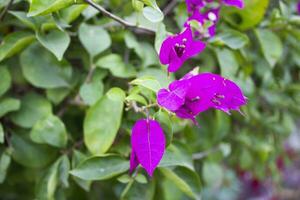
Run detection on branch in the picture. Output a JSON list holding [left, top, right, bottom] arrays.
[[0, 0, 14, 21], [192, 146, 221, 160], [163, 0, 178, 15], [84, 0, 155, 35]]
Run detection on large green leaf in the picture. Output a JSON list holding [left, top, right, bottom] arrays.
[[70, 155, 129, 180], [215, 48, 239, 79], [84, 88, 125, 155], [159, 143, 194, 170], [20, 43, 72, 89], [36, 29, 70, 61], [0, 98, 20, 118], [0, 123, 3, 144], [121, 179, 155, 200], [222, 0, 269, 30], [0, 31, 35, 62], [160, 167, 201, 200], [210, 29, 249, 49], [96, 54, 136, 78], [130, 76, 161, 93], [0, 151, 11, 184], [0, 66, 11, 97], [255, 29, 283, 68], [79, 23, 111, 58], [10, 92, 52, 128], [28, 0, 75, 17], [30, 114, 68, 148], [11, 133, 57, 168]]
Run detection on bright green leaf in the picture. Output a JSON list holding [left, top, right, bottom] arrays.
[[36, 29, 70, 61], [10, 92, 52, 128], [0, 98, 20, 118], [0, 31, 35, 62], [30, 114, 68, 148], [28, 0, 75, 17], [255, 29, 283, 68], [84, 88, 125, 155], [70, 155, 129, 180], [0, 151, 11, 183], [130, 76, 161, 93], [79, 23, 111, 58], [0, 66, 11, 97], [20, 43, 72, 89], [96, 54, 136, 78], [215, 48, 239, 79]]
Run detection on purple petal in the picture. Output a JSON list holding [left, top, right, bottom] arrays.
[[159, 26, 206, 73], [186, 0, 206, 13], [298, 1, 300, 14], [129, 150, 139, 173], [175, 106, 198, 125], [222, 0, 244, 9], [131, 119, 166, 176]]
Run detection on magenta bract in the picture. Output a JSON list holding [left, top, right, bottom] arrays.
[[159, 26, 206, 72], [185, 0, 244, 13], [223, 0, 244, 9], [157, 72, 247, 122], [298, 1, 300, 14], [130, 119, 166, 176]]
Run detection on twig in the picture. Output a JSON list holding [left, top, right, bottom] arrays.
[[0, 0, 14, 21], [163, 0, 178, 15], [84, 0, 155, 35], [192, 146, 221, 160]]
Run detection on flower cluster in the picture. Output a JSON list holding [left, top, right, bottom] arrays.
[[157, 70, 247, 124], [159, 0, 244, 72], [129, 0, 246, 177]]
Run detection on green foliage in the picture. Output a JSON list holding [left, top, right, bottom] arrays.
[[0, 0, 299, 199]]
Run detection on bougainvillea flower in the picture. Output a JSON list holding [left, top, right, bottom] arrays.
[[159, 26, 206, 72], [298, 1, 300, 14], [223, 0, 244, 9], [157, 72, 247, 122], [185, 0, 206, 13], [130, 119, 166, 176], [185, 8, 220, 38], [185, 0, 244, 12]]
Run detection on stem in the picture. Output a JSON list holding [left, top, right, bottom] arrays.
[[192, 146, 221, 160], [84, 0, 155, 35], [163, 0, 178, 15], [0, 0, 14, 21]]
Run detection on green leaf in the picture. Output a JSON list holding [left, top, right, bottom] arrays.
[[59, 4, 88, 23], [255, 29, 283, 68], [159, 143, 194, 170], [70, 155, 129, 180], [9, 11, 50, 30], [160, 167, 201, 200], [36, 29, 70, 61], [10, 92, 52, 128], [11, 132, 56, 168], [202, 162, 223, 187], [0, 66, 11, 97], [79, 72, 104, 106], [20, 43, 72, 89], [222, 0, 269, 30], [142, 6, 164, 23], [155, 23, 167, 53], [130, 76, 161, 93], [28, 0, 75, 17], [30, 114, 68, 148], [210, 29, 249, 49], [0, 151, 11, 183], [35, 157, 61, 200], [79, 23, 111, 58], [215, 48, 239, 79], [84, 88, 125, 155], [126, 94, 147, 106], [72, 150, 92, 191], [155, 110, 173, 146], [58, 155, 70, 188], [121, 179, 155, 200], [0, 123, 4, 144], [0, 98, 20, 118], [0, 31, 35, 62], [96, 54, 136, 78]]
